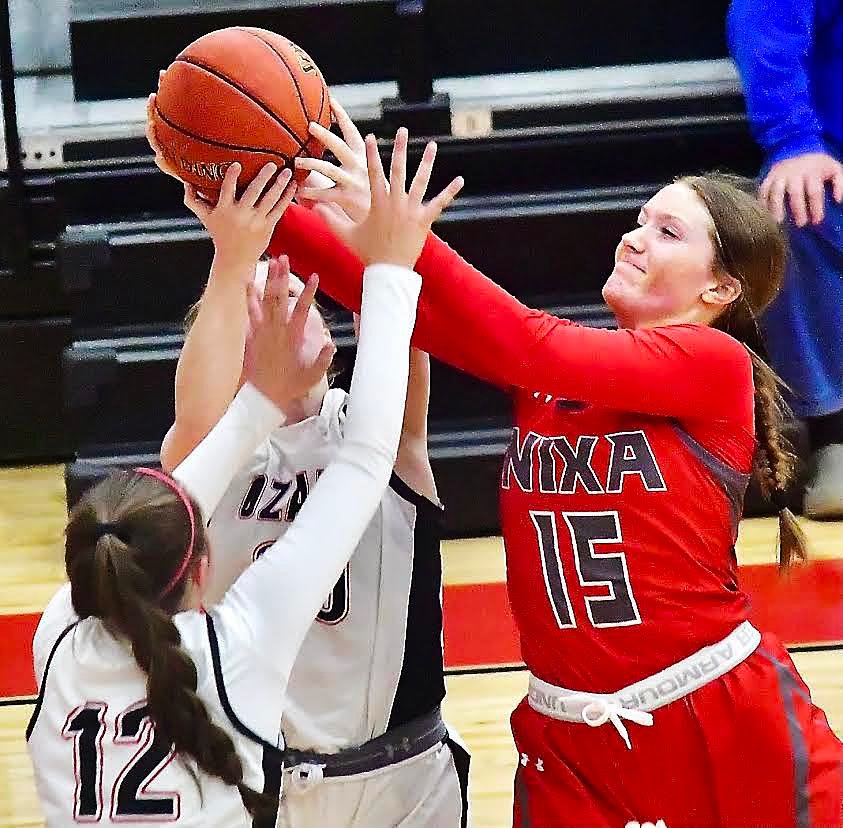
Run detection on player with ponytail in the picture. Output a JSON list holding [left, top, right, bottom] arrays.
[[268, 124, 843, 827], [26, 137, 460, 826]]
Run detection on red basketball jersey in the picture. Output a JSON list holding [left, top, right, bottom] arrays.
[[500, 386, 753, 691], [271, 207, 760, 690]]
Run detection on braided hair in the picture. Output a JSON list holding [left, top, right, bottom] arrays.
[[65, 470, 275, 817], [681, 173, 807, 569]]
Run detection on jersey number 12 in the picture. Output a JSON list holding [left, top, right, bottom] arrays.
[[63, 701, 178, 821]]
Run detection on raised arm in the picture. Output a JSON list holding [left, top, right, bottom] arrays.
[[144, 88, 298, 472], [270, 201, 752, 421], [219, 264, 419, 679], [172, 261, 334, 517], [217, 133, 461, 680], [160, 164, 298, 470]]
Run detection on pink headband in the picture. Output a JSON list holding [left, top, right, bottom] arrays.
[[134, 467, 197, 599]]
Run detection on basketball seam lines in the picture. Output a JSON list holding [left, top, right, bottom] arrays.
[[238, 29, 310, 129], [316, 74, 327, 132], [174, 57, 306, 150], [154, 104, 293, 163]]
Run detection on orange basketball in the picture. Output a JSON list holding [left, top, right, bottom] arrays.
[[152, 27, 331, 194]]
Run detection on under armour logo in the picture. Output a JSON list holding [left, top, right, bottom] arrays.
[[519, 752, 545, 771], [625, 821, 667, 828]]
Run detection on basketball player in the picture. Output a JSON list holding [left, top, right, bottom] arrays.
[[145, 95, 470, 827], [270, 124, 843, 826], [26, 139, 461, 826]]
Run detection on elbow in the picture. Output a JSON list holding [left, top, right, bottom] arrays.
[[160, 421, 208, 473], [339, 437, 399, 489]]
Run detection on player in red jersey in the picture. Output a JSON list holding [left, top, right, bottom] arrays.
[[269, 123, 843, 827]]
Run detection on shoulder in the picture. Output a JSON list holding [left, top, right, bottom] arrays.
[[33, 584, 77, 685], [661, 324, 754, 420], [649, 324, 751, 370]]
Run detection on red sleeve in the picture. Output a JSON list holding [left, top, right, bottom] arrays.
[[270, 205, 754, 423]]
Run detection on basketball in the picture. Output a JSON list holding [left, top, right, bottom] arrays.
[[152, 27, 331, 194]]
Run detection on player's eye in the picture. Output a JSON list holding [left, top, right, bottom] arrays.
[[660, 226, 679, 239]]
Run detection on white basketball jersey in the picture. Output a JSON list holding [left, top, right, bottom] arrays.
[[27, 586, 286, 828], [206, 388, 446, 752]]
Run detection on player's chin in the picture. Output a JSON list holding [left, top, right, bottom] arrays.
[[602, 272, 632, 309]]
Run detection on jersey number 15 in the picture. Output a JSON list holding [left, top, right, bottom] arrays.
[[530, 510, 641, 628]]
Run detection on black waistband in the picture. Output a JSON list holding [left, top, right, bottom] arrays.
[[281, 706, 447, 778]]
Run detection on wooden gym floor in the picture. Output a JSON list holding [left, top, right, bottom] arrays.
[[1, 465, 841, 827]]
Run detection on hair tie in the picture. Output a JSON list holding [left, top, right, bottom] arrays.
[[93, 522, 127, 543], [133, 467, 197, 599], [770, 488, 790, 513]]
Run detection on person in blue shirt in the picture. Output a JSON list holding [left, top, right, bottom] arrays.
[[728, 0, 843, 518]]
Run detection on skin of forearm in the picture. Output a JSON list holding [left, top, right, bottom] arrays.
[[173, 254, 254, 445], [395, 348, 438, 502]]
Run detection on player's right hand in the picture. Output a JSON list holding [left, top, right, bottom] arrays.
[[246, 256, 336, 407], [314, 128, 464, 269], [759, 151, 843, 227], [184, 163, 297, 275]]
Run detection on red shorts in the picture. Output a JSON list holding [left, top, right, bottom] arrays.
[[511, 634, 842, 828]]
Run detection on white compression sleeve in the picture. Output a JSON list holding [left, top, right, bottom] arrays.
[[172, 382, 284, 520], [216, 264, 421, 681]]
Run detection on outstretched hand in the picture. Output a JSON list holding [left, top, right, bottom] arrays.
[[313, 128, 463, 268], [295, 97, 370, 224], [246, 256, 336, 407]]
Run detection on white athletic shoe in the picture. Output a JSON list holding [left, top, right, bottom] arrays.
[[803, 444, 843, 519]]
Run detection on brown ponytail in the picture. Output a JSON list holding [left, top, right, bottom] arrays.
[[747, 352, 808, 570], [680, 173, 808, 570], [66, 471, 274, 818]]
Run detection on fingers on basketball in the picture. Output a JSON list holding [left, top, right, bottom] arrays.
[[218, 163, 241, 206], [257, 168, 293, 217], [241, 163, 278, 209], [330, 97, 365, 154]]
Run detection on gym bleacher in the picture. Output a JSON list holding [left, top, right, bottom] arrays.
[[2, 0, 806, 534]]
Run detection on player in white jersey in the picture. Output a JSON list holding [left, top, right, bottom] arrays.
[[151, 100, 470, 827], [26, 136, 463, 827]]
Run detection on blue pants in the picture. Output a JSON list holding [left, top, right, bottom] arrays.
[[761, 189, 843, 418]]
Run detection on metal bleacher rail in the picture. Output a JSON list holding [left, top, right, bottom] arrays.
[[6, 58, 743, 173]]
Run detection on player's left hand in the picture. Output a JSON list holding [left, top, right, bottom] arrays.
[[246, 256, 335, 406], [294, 97, 369, 226]]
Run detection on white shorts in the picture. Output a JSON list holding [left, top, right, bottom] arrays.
[[277, 736, 470, 828]]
